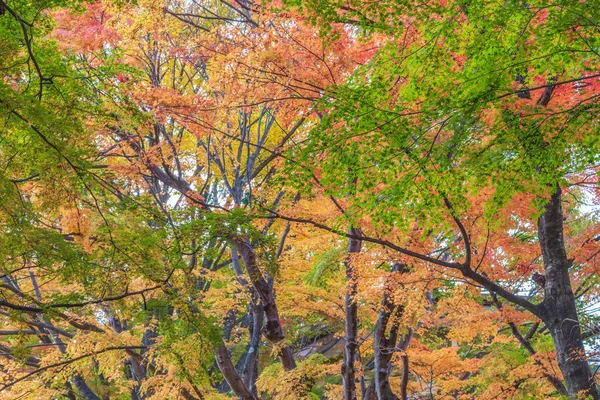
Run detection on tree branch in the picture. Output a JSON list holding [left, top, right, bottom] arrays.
[[264, 210, 540, 315], [0, 346, 147, 392]]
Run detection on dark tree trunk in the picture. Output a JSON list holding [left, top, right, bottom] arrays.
[[399, 353, 409, 400], [507, 81, 597, 398], [235, 239, 296, 371], [215, 343, 257, 400], [71, 374, 101, 400], [342, 228, 362, 400], [236, 298, 263, 395], [364, 264, 410, 400], [538, 185, 598, 399], [372, 268, 403, 400]]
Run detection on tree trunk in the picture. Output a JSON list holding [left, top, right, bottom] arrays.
[[364, 264, 410, 400], [215, 343, 257, 400], [342, 228, 362, 400], [508, 79, 597, 397], [234, 239, 296, 371], [538, 185, 598, 399], [399, 353, 409, 400], [71, 374, 101, 400], [372, 269, 403, 400], [237, 298, 263, 395]]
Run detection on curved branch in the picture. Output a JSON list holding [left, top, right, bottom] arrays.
[[442, 196, 471, 268], [264, 211, 462, 269], [0, 0, 46, 98], [265, 211, 540, 315], [0, 346, 147, 392], [0, 285, 160, 310]]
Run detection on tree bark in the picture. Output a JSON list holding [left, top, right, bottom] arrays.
[[342, 228, 362, 400], [399, 353, 409, 400], [215, 343, 257, 400], [71, 375, 101, 400], [236, 298, 263, 395], [538, 185, 598, 399], [364, 263, 410, 400], [373, 267, 403, 400], [508, 81, 598, 398], [234, 239, 296, 371]]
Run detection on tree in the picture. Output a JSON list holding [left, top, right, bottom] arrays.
[[51, 0, 376, 397], [280, 0, 600, 397], [1, 0, 599, 398]]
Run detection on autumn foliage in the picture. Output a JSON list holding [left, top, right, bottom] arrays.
[[0, 0, 599, 399]]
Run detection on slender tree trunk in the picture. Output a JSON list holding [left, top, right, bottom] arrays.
[[364, 264, 410, 400], [71, 375, 101, 400], [235, 239, 296, 371], [342, 228, 362, 400], [215, 343, 257, 400], [399, 353, 409, 400], [538, 185, 598, 399], [242, 301, 263, 395], [372, 273, 402, 400], [235, 298, 263, 395]]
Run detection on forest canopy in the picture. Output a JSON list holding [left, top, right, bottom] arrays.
[[0, 0, 599, 398]]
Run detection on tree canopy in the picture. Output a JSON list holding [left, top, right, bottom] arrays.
[[0, 0, 599, 398]]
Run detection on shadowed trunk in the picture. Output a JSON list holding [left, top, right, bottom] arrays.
[[538, 185, 597, 399], [342, 228, 362, 400], [399, 352, 409, 400], [215, 343, 257, 400], [235, 239, 296, 371], [364, 263, 411, 400], [236, 298, 264, 395], [507, 80, 598, 398], [71, 375, 101, 400]]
